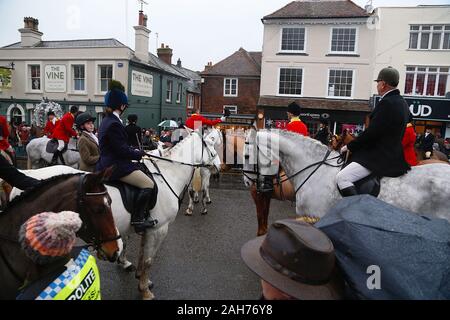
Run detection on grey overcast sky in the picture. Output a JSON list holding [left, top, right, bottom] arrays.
[[1, 0, 449, 71]]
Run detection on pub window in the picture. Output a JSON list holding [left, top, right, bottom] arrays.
[[166, 80, 173, 102], [72, 65, 86, 92], [28, 65, 41, 91], [98, 65, 112, 93]]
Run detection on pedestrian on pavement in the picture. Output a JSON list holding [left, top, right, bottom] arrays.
[[336, 67, 410, 197], [51, 106, 79, 165], [16, 211, 102, 300], [76, 113, 99, 172], [314, 120, 331, 145], [125, 114, 142, 149], [241, 219, 344, 300], [419, 127, 435, 159]]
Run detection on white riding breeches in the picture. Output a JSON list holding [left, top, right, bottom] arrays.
[[57, 140, 65, 152], [336, 162, 372, 190]]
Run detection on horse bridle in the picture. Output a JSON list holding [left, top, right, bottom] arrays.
[[0, 174, 121, 284], [76, 174, 121, 251], [243, 131, 344, 195], [144, 130, 220, 207]]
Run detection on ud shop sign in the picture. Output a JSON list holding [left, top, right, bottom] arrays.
[[45, 65, 66, 93], [131, 70, 153, 98]]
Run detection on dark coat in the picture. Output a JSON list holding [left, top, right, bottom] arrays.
[[314, 127, 330, 145], [348, 89, 410, 177], [419, 133, 435, 153], [96, 113, 143, 181], [125, 123, 142, 148]]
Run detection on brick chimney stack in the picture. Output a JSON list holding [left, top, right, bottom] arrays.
[[157, 43, 173, 65], [134, 10, 151, 62], [19, 17, 43, 47], [204, 62, 213, 71]]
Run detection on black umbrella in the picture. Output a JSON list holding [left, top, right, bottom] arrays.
[[315, 195, 450, 300]]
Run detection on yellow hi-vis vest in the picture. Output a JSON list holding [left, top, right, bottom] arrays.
[[36, 248, 101, 300]]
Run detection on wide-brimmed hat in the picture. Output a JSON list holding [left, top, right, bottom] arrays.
[[241, 219, 344, 300]]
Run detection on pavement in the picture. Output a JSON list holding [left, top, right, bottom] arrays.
[[98, 173, 296, 300]]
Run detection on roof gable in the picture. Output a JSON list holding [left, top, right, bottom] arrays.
[[201, 48, 262, 77]]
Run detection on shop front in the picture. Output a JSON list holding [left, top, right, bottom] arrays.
[[257, 96, 371, 137], [373, 96, 450, 138]]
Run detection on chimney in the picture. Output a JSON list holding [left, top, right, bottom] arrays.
[[134, 10, 151, 62], [19, 17, 43, 47], [204, 61, 213, 72], [157, 43, 173, 65], [176, 58, 182, 68]]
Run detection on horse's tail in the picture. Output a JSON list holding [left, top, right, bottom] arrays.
[[193, 168, 202, 192]]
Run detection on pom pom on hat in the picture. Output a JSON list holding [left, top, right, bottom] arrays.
[[19, 211, 82, 265]]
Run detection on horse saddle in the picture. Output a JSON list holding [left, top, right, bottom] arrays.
[[46, 139, 59, 154], [105, 169, 158, 218], [354, 174, 381, 198]]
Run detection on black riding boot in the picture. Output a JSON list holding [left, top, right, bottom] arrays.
[[131, 188, 158, 234], [50, 151, 60, 165], [339, 186, 358, 197]]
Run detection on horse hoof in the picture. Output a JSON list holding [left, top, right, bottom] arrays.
[[185, 210, 193, 216], [125, 264, 136, 273], [148, 281, 154, 290], [194, 200, 199, 204], [206, 200, 212, 205], [201, 211, 208, 215]]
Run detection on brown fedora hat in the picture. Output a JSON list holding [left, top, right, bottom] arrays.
[[241, 219, 344, 300]]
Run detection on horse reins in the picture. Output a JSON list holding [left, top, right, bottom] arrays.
[[76, 174, 122, 250]]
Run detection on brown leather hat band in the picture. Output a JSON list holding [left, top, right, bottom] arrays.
[[259, 247, 330, 286]]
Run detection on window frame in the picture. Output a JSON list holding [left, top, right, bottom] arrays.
[[326, 68, 355, 99], [187, 93, 194, 109], [223, 105, 238, 114], [277, 67, 304, 98], [409, 25, 450, 50], [95, 61, 115, 95], [166, 80, 173, 103], [69, 62, 87, 95], [404, 66, 450, 97], [223, 78, 238, 97], [329, 27, 358, 55], [25, 62, 43, 93], [279, 26, 307, 53], [176, 83, 183, 104]]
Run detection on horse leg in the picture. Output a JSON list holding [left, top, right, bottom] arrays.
[[201, 189, 208, 215], [193, 191, 199, 204], [117, 236, 136, 272], [137, 224, 169, 300], [251, 184, 272, 236], [186, 188, 195, 216]]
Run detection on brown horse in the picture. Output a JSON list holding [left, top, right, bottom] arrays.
[[0, 169, 121, 299]]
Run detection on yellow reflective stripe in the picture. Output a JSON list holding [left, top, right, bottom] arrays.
[[53, 255, 101, 300]]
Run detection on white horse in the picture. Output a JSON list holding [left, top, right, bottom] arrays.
[[26, 136, 80, 169], [244, 129, 450, 222], [186, 128, 223, 216], [12, 130, 216, 300]]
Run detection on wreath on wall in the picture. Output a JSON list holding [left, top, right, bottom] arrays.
[[32, 99, 64, 128]]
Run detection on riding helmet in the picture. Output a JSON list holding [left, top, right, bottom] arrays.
[[75, 112, 96, 129]]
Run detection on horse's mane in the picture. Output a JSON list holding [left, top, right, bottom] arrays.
[[2, 173, 84, 215], [162, 132, 196, 158], [259, 129, 334, 157]]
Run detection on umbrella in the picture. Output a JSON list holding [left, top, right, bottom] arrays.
[[158, 120, 178, 128], [315, 195, 450, 300]]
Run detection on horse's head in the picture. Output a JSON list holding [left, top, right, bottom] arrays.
[[75, 168, 121, 262], [203, 128, 222, 172]]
